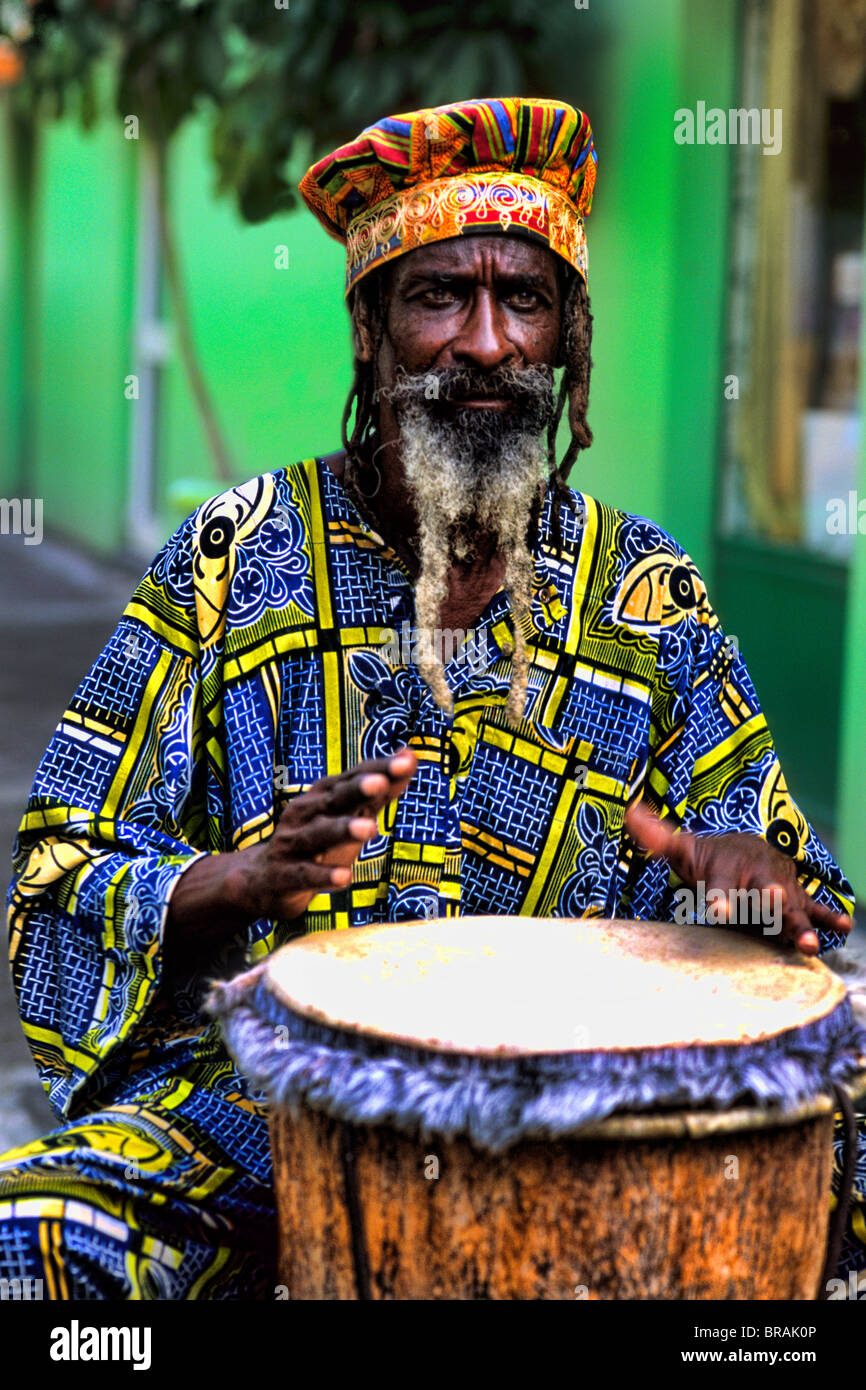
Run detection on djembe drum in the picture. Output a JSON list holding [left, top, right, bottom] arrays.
[[208, 917, 865, 1301]]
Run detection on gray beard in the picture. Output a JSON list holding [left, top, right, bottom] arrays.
[[389, 375, 555, 725]]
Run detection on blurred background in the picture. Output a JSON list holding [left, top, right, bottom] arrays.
[[0, 0, 865, 1146]]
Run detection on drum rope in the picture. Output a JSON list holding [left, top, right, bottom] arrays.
[[338, 1122, 373, 1301], [818, 1082, 859, 1301]]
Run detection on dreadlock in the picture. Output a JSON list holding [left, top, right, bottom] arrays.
[[547, 264, 594, 553], [341, 254, 594, 557]]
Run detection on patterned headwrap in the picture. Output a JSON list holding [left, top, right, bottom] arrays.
[[299, 97, 598, 297]]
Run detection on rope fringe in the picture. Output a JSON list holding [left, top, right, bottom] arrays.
[[207, 972, 866, 1155]]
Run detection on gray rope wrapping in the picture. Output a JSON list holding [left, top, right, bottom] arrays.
[[206, 965, 866, 1155]]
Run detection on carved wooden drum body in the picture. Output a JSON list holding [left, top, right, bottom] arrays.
[[210, 917, 865, 1300]]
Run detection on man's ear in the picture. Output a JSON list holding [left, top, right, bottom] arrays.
[[350, 290, 375, 363]]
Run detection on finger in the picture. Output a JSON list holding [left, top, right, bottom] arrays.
[[760, 881, 787, 934], [278, 791, 334, 827], [762, 879, 848, 951], [304, 758, 393, 797], [386, 746, 417, 779], [333, 750, 417, 815], [361, 747, 417, 802], [275, 861, 353, 893], [329, 773, 391, 815], [288, 749, 418, 819], [742, 873, 788, 932], [287, 815, 378, 859], [310, 749, 418, 798], [625, 804, 698, 884], [624, 803, 676, 856], [802, 896, 854, 936], [706, 887, 730, 923], [282, 773, 389, 824], [781, 903, 821, 956]]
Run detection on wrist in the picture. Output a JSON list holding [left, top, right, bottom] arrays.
[[220, 848, 260, 923], [167, 850, 256, 937]]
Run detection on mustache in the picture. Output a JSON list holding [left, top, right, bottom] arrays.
[[378, 364, 556, 414]]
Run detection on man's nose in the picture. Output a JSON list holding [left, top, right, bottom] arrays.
[[451, 291, 519, 370]]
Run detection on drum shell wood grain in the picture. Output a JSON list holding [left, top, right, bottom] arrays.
[[271, 1100, 835, 1300]]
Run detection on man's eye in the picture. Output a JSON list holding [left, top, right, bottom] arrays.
[[420, 287, 457, 305], [507, 291, 541, 309]]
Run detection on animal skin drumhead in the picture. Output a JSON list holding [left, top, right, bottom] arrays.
[[262, 916, 846, 1057]]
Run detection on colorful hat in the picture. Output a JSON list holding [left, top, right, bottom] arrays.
[[299, 97, 598, 297]]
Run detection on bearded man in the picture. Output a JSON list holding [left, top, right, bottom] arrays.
[[1, 98, 863, 1299]]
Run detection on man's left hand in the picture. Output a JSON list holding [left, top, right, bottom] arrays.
[[624, 802, 853, 957]]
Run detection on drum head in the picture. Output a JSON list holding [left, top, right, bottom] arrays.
[[263, 917, 847, 1056]]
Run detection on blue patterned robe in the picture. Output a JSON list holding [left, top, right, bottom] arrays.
[[2, 457, 862, 1297]]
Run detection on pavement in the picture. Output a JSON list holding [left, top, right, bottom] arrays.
[[0, 533, 863, 1155], [0, 533, 139, 1151]]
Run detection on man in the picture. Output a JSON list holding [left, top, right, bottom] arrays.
[[1, 98, 862, 1299]]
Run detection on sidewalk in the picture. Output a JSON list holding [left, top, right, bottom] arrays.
[[0, 532, 139, 1150], [0, 532, 864, 1154]]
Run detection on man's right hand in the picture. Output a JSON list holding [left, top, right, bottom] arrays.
[[226, 747, 417, 922], [163, 747, 417, 968]]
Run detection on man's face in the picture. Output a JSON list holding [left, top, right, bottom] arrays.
[[382, 234, 562, 390], [360, 236, 567, 717], [373, 234, 564, 478]]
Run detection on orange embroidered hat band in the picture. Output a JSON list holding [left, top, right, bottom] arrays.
[[299, 97, 598, 297]]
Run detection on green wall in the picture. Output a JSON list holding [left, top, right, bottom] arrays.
[[0, 107, 36, 498], [1, 81, 137, 554], [716, 540, 849, 836], [565, 0, 737, 588], [2, 4, 736, 578], [157, 118, 349, 536], [837, 170, 866, 899], [31, 110, 136, 552]]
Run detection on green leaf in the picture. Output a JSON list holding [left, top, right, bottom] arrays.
[[10, 0, 551, 228]]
